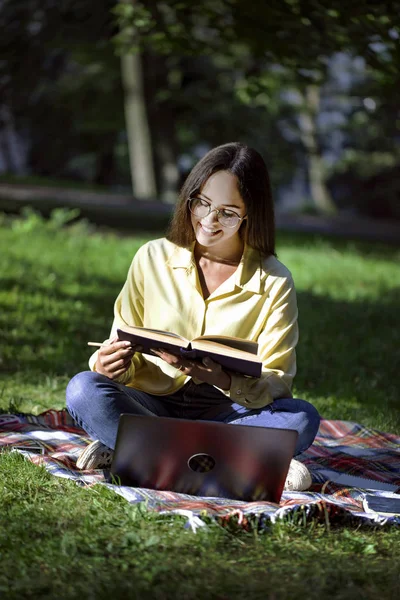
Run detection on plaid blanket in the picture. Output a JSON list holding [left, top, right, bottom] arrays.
[[1, 409, 399, 530]]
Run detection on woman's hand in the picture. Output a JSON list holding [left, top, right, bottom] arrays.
[[95, 337, 142, 380], [151, 348, 232, 391]]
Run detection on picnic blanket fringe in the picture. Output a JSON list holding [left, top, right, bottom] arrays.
[[1, 409, 399, 530]]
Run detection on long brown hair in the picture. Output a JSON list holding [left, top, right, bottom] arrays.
[[167, 142, 276, 256]]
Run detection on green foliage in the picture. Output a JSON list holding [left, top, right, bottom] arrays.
[[0, 0, 125, 183], [331, 150, 400, 178], [111, 0, 400, 216], [325, 66, 400, 218], [114, 0, 400, 80], [9, 207, 83, 234], [113, 0, 230, 57]]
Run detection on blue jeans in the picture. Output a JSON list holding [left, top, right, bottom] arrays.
[[66, 371, 320, 457]]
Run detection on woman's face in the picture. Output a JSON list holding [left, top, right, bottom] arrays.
[[190, 171, 247, 257]]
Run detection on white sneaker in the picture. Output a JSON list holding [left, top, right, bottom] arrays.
[[284, 459, 312, 491], [76, 440, 113, 470]]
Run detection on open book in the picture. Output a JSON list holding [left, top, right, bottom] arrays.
[[116, 325, 262, 378]]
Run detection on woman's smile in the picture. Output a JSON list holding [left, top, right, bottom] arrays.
[[199, 222, 222, 235]]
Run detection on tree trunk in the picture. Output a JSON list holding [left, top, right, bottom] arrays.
[[142, 53, 180, 204], [120, 18, 157, 200], [298, 85, 336, 215], [0, 105, 23, 173], [155, 136, 180, 204]]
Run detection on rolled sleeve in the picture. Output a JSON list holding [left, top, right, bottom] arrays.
[[216, 277, 298, 408], [88, 247, 146, 386]]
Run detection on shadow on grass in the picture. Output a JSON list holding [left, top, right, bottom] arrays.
[[0, 258, 121, 377], [294, 287, 400, 426]]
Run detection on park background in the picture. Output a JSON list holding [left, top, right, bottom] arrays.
[[0, 0, 399, 234], [0, 2, 400, 599]]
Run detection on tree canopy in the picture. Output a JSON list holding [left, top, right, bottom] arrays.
[[114, 0, 400, 81]]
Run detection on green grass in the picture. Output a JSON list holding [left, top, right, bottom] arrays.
[[0, 211, 399, 599]]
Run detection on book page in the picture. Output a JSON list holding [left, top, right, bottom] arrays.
[[193, 335, 258, 355], [118, 325, 189, 347], [191, 339, 260, 361]]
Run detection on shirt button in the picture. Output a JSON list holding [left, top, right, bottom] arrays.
[[236, 389, 242, 395]]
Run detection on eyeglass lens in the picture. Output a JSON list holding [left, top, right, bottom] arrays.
[[189, 197, 241, 227]]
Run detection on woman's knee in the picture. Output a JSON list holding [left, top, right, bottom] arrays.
[[273, 397, 319, 422], [298, 398, 320, 434], [272, 397, 320, 451], [66, 371, 102, 413], [294, 398, 321, 453]]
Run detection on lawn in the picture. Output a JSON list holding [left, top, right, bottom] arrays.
[[0, 210, 399, 599]]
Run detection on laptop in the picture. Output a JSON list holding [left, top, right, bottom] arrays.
[[110, 414, 298, 503]]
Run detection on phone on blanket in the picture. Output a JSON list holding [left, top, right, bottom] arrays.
[[363, 494, 400, 516], [12, 442, 45, 455]]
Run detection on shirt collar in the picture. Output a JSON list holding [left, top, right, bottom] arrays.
[[167, 243, 195, 269], [167, 242, 263, 294], [234, 245, 263, 294]]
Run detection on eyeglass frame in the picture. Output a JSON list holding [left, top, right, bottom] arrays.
[[187, 196, 247, 229]]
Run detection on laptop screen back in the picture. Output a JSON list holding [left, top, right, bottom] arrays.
[[110, 414, 298, 503]]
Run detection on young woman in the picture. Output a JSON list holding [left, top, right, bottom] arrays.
[[66, 142, 320, 490]]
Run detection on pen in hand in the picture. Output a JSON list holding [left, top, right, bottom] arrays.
[[87, 341, 140, 350]]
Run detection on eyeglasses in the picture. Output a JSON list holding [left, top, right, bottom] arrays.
[[188, 197, 246, 229]]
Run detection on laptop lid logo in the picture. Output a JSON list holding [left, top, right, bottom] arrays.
[[188, 453, 216, 473]]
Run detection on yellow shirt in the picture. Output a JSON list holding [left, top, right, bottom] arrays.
[[89, 238, 298, 409]]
